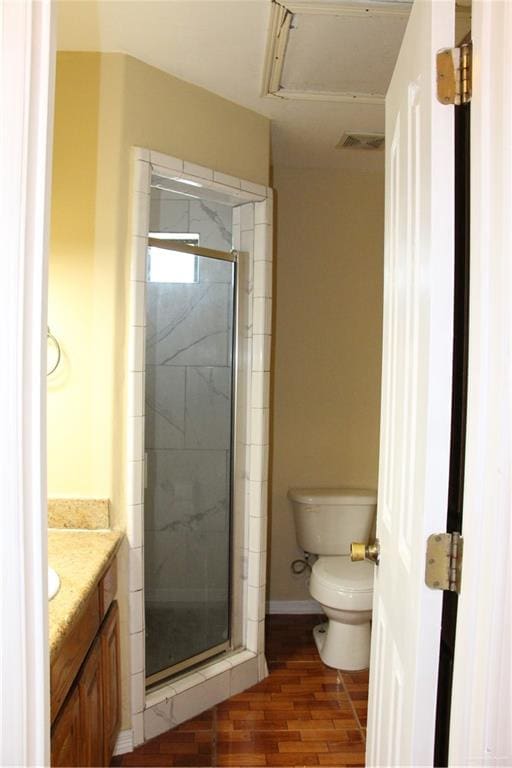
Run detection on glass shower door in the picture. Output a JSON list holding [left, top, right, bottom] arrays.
[[144, 240, 236, 685]]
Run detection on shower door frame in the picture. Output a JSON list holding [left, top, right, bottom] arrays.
[[144, 237, 238, 687], [125, 147, 273, 748]]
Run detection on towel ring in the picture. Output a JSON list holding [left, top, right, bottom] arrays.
[[47, 327, 61, 376]]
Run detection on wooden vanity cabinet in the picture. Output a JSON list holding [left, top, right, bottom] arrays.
[[51, 557, 120, 767], [51, 687, 81, 767], [79, 637, 104, 767], [101, 601, 121, 765], [51, 589, 100, 722], [99, 559, 117, 618]]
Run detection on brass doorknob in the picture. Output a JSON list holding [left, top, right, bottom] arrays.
[[350, 539, 380, 565]]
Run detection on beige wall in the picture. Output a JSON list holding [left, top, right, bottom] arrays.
[[48, 52, 270, 727], [48, 55, 101, 495], [269, 166, 384, 602]]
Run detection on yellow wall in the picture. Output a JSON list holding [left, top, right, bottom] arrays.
[[48, 51, 270, 500], [48, 51, 270, 726], [269, 166, 384, 602], [48, 55, 101, 494]]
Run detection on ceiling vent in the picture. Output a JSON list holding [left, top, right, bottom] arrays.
[[336, 132, 385, 150]]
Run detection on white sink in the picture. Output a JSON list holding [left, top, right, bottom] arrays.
[[48, 567, 60, 601]]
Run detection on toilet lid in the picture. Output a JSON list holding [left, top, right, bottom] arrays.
[[313, 557, 374, 593]]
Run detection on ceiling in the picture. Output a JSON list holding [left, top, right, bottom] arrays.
[[56, 0, 413, 172]]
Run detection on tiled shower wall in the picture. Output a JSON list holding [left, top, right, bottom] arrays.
[[145, 192, 234, 608], [150, 188, 232, 251]]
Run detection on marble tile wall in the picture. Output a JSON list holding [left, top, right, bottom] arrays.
[[150, 189, 233, 254], [144, 192, 234, 612]]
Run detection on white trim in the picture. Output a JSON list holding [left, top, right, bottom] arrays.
[[284, 2, 412, 17], [114, 729, 134, 756], [151, 161, 266, 203], [262, 2, 291, 95], [266, 600, 322, 614], [0, 1, 55, 765], [267, 89, 385, 105], [449, 3, 512, 765]]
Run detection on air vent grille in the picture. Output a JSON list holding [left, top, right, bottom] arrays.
[[336, 132, 385, 150]]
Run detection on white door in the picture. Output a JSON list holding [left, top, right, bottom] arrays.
[[0, 2, 55, 766], [367, 1, 455, 765]]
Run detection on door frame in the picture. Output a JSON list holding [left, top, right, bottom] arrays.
[[449, 1, 512, 763], [0, 1, 55, 766], [2, 0, 511, 763]]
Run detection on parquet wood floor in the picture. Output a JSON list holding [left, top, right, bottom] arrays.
[[112, 615, 368, 767]]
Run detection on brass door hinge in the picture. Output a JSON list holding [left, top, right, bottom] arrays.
[[436, 42, 472, 105], [425, 532, 463, 593]]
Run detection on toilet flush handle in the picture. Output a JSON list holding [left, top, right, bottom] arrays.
[[351, 539, 380, 565]]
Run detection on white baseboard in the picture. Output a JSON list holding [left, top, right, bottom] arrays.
[[266, 599, 322, 614], [114, 729, 134, 756]]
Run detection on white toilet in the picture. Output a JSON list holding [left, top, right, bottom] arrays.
[[288, 487, 377, 671]]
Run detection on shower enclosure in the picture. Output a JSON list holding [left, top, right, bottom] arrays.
[[127, 148, 273, 736], [144, 186, 237, 685]]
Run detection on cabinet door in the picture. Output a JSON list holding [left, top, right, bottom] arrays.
[[101, 600, 121, 765], [79, 636, 104, 766], [51, 686, 81, 767], [51, 588, 100, 722]]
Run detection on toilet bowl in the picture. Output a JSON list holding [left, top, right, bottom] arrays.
[[288, 487, 377, 671], [310, 556, 373, 670]]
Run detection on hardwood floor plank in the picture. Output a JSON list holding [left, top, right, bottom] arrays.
[[250, 701, 296, 711], [265, 752, 320, 766], [159, 742, 200, 754], [300, 730, 362, 743], [216, 753, 266, 766], [286, 720, 335, 730], [314, 691, 351, 701], [217, 708, 266, 720], [120, 754, 175, 766], [216, 742, 280, 755], [278, 742, 329, 754], [317, 707, 356, 717], [232, 720, 296, 732], [176, 756, 214, 767], [156, 731, 196, 743], [318, 751, 365, 766]]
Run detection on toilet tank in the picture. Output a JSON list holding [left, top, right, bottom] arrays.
[[288, 487, 377, 555]]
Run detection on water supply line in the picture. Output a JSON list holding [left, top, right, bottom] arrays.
[[291, 552, 313, 575]]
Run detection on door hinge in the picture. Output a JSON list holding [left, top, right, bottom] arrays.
[[425, 532, 463, 594], [436, 42, 472, 105]]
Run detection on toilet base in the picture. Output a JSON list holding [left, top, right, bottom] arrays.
[[313, 620, 370, 671]]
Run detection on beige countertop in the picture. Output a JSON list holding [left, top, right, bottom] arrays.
[[48, 529, 123, 661]]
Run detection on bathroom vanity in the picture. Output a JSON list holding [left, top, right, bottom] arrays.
[[48, 529, 122, 766]]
